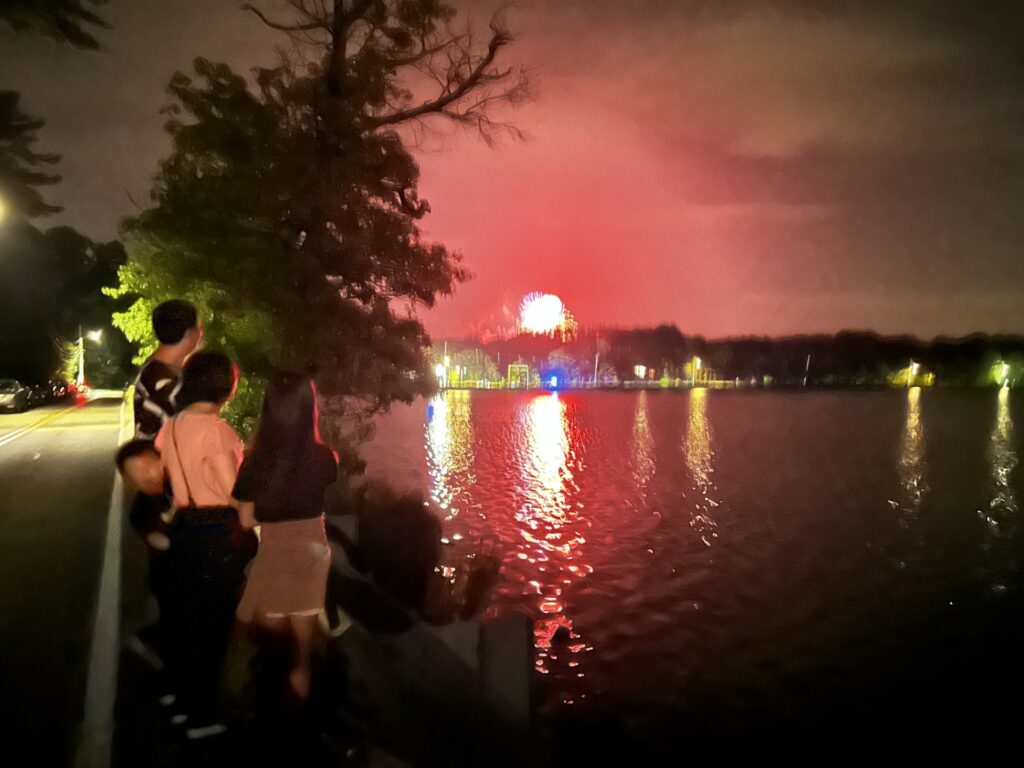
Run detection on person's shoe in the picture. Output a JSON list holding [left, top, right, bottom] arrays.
[[185, 723, 227, 740]]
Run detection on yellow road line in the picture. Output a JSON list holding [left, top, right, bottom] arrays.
[[0, 406, 77, 450]]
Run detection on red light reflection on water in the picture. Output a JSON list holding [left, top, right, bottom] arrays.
[[426, 391, 595, 703], [512, 393, 592, 692]]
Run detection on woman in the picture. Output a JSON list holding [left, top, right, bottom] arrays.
[[155, 351, 256, 739], [232, 371, 337, 704]]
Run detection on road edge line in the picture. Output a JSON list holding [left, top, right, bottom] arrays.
[[74, 394, 131, 768], [0, 405, 76, 449]]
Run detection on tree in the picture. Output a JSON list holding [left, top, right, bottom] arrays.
[[0, 91, 62, 219], [0, 1, 131, 385], [0, 0, 109, 49], [109, 1, 531, 447], [0, 221, 131, 383], [1, 0, 108, 218]]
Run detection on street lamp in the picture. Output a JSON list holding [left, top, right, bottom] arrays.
[[77, 326, 103, 387], [908, 360, 920, 389], [692, 356, 702, 387], [0, 194, 7, 225], [1001, 362, 1011, 388]]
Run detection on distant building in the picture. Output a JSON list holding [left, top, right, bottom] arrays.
[[507, 363, 530, 388]]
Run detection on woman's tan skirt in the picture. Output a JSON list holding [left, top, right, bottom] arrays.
[[236, 516, 330, 622]]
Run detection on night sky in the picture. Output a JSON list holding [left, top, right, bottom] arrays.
[[4, 1, 1024, 338]]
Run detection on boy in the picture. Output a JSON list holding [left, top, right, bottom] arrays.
[[116, 440, 174, 693], [134, 300, 202, 439]]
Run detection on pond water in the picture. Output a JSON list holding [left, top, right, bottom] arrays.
[[361, 388, 1024, 756]]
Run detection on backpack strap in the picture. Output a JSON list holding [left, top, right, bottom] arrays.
[[168, 416, 197, 508]]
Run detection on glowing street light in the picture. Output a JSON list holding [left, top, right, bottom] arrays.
[[908, 360, 920, 389], [77, 326, 103, 387], [692, 356, 702, 387], [0, 194, 7, 225]]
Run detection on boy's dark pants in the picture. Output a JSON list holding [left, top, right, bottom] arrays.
[[161, 514, 254, 724]]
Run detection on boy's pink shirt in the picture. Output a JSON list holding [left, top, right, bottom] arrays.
[[155, 411, 243, 508]]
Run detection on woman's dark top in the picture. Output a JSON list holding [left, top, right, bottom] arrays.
[[233, 443, 337, 523]]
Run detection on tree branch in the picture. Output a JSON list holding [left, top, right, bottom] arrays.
[[365, 22, 513, 128], [241, 3, 328, 32]]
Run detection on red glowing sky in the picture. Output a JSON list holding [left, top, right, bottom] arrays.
[[6, 0, 1024, 338]]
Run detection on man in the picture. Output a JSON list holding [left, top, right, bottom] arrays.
[[120, 300, 201, 709], [133, 300, 202, 439]]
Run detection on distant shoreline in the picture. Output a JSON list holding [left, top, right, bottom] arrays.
[[431, 383, 1014, 394]]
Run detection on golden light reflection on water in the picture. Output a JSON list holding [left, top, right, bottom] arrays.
[[425, 390, 474, 518], [632, 391, 656, 494], [685, 388, 719, 547], [984, 387, 1017, 527], [896, 387, 928, 522], [515, 393, 591, 697]]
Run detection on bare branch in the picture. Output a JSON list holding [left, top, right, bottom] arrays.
[[241, 3, 328, 33], [381, 32, 456, 68], [366, 19, 514, 129]]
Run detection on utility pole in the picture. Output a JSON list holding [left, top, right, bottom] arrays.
[[593, 353, 599, 387], [77, 324, 85, 387], [803, 354, 811, 387]]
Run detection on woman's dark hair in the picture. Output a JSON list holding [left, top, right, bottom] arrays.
[[252, 371, 319, 458], [115, 439, 159, 470], [152, 300, 198, 344], [178, 351, 237, 406], [247, 371, 322, 498]]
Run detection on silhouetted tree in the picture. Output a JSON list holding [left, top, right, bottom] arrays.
[[0, 91, 62, 219], [0, 222, 130, 383], [0, 0, 109, 49], [110, 1, 531, 443], [0, 2, 130, 384]]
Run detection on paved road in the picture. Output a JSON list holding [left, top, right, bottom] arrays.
[[0, 399, 124, 766]]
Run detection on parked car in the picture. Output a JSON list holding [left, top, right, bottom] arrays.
[[46, 379, 71, 403], [27, 384, 49, 408], [0, 379, 31, 412]]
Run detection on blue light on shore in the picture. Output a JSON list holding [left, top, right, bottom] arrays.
[[549, 375, 558, 389]]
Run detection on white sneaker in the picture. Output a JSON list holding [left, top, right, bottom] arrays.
[[185, 723, 227, 740]]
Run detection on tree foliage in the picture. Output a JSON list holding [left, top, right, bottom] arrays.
[[0, 0, 109, 49], [0, 91, 62, 219], [110, 1, 530, 446], [462, 326, 1024, 387], [0, 221, 131, 384]]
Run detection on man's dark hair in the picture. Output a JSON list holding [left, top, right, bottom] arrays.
[[152, 300, 198, 345], [178, 351, 237, 407], [115, 439, 159, 471]]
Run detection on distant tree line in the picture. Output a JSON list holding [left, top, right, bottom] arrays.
[[0, 1, 134, 386], [443, 325, 1024, 388], [0, 221, 132, 384]]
